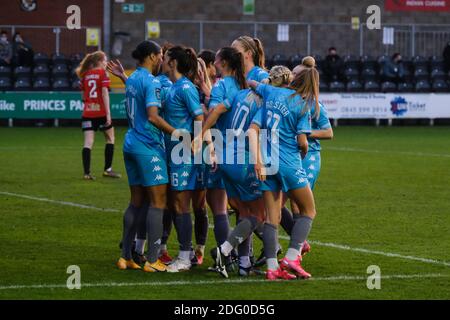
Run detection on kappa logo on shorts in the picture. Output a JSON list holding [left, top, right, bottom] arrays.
[[181, 171, 189, 178], [295, 169, 303, 176], [310, 155, 316, 161], [298, 177, 306, 184], [308, 173, 314, 179], [154, 174, 164, 181], [250, 181, 259, 187], [309, 164, 315, 170], [152, 165, 162, 172], [154, 239, 161, 245], [151, 156, 160, 163], [181, 181, 188, 187]]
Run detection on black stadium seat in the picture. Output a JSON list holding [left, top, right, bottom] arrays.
[[415, 80, 431, 92], [288, 54, 303, 69], [33, 52, 49, 66], [329, 81, 345, 92], [33, 64, 50, 78], [0, 66, 11, 78], [412, 55, 428, 70], [430, 56, 445, 69], [71, 79, 81, 91], [344, 54, 360, 69], [431, 68, 447, 81], [344, 67, 359, 82], [361, 55, 377, 70], [52, 64, 69, 78], [364, 80, 380, 92], [52, 78, 70, 91], [414, 68, 429, 81], [346, 80, 363, 92], [14, 78, 32, 91], [14, 66, 32, 79], [52, 53, 67, 65], [397, 82, 414, 92], [381, 81, 397, 93], [0, 77, 12, 90], [432, 79, 449, 92], [33, 77, 50, 91], [361, 68, 377, 82]]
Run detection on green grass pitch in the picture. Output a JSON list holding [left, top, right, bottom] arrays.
[[0, 126, 449, 299]]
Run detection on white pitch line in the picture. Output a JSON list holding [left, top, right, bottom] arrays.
[[277, 235, 450, 267], [326, 146, 450, 158], [0, 273, 448, 291], [0, 191, 120, 213], [1, 191, 449, 268]]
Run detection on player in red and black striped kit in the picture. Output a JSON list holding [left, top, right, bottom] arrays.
[[76, 51, 121, 180]]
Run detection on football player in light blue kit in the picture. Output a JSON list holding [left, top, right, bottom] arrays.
[[280, 57, 334, 257], [231, 35, 269, 264], [163, 46, 205, 272], [231, 36, 269, 82], [193, 47, 265, 277], [115, 40, 181, 273], [204, 47, 244, 261], [249, 66, 321, 281]]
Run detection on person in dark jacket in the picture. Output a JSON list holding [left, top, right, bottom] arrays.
[[382, 53, 405, 84], [323, 47, 345, 83], [12, 32, 34, 67], [443, 42, 450, 73]]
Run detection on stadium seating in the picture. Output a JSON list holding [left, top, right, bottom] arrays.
[[272, 54, 288, 68], [329, 81, 345, 92], [14, 78, 32, 91], [52, 78, 70, 91], [415, 80, 431, 92], [33, 52, 49, 66], [52, 53, 67, 65], [397, 82, 414, 92], [0, 52, 447, 93], [0, 77, 12, 90], [0, 66, 11, 78], [364, 81, 380, 92], [33, 77, 50, 91], [381, 81, 397, 93], [346, 80, 363, 92], [288, 54, 302, 69], [33, 65, 50, 78], [432, 79, 449, 92]]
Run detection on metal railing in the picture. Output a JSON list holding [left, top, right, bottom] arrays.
[[0, 25, 102, 56], [148, 20, 450, 58]]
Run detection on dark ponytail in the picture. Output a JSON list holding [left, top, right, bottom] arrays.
[[217, 47, 247, 89], [132, 40, 161, 64], [167, 46, 198, 82]]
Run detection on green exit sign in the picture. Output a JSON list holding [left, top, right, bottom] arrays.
[[122, 3, 145, 13]]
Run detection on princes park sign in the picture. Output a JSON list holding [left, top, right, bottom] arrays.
[[0, 92, 127, 119]]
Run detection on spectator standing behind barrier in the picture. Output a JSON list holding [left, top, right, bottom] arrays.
[[443, 42, 450, 73], [12, 33, 34, 67], [382, 53, 405, 84], [323, 47, 344, 83], [0, 30, 12, 66]]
